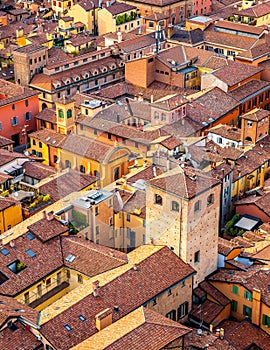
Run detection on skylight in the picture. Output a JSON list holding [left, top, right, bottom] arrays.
[[26, 233, 35, 241], [78, 314, 86, 322], [25, 249, 36, 258], [65, 254, 76, 263], [64, 324, 72, 332], [0, 248, 9, 256]]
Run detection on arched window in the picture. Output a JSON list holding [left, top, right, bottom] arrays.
[[67, 109, 72, 118], [245, 136, 252, 142], [58, 109, 64, 118], [171, 201, 179, 212], [155, 194, 163, 205]]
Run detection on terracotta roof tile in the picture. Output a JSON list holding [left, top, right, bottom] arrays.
[[35, 107, 56, 124], [0, 197, 21, 211], [0, 321, 42, 349], [39, 170, 97, 202], [127, 164, 163, 184], [0, 149, 26, 166], [40, 246, 195, 350], [191, 299, 224, 324], [23, 161, 56, 181], [225, 320, 270, 350], [218, 237, 242, 256], [229, 79, 270, 102], [62, 236, 127, 276], [0, 135, 14, 147], [28, 217, 69, 242], [252, 244, 270, 261], [212, 61, 262, 88], [103, 308, 191, 350], [209, 124, 241, 142], [29, 129, 67, 148], [105, 2, 136, 15], [148, 166, 220, 199], [0, 295, 38, 327], [200, 280, 230, 305], [208, 266, 270, 307]]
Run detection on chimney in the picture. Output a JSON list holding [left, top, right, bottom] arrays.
[[95, 308, 112, 331], [260, 165, 265, 188], [153, 165, 157, 177], [46, 211, 54, 221], [138, 93, 143, 102], [117, 31, 122, 43], [92, 280, 100, 297], [252, 288, 261, 326], [167, 24, 174, 39], [220, 328, 224, 339]]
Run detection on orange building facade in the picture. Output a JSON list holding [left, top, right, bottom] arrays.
[[0, 87, 39, 146]]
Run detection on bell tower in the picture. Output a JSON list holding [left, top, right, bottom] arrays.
[[55, 96, 75, 135]]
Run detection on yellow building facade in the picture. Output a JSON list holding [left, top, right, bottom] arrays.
[[0, 199, 23, 234]]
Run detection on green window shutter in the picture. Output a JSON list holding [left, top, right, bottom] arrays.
[[244, 290, 247, 299], [233, 285, 238, 294], [262, 314, 267, 325], [232, 300, 238, 312]]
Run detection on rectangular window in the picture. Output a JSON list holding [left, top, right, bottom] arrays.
[[24, 111, 32, 121], [243, 305, 252, 319], [194, 250, 200, 263], [262, 314, 270, 327], [24, 292, 30, 304], [37, 284, 42, 297], [11, 116, 18, 126], [231, 300, 238, 312], [194, 200, 201, 212], [0, 122, 2, 130], [46, 278, 51, 287], [56, 272, 61, 285], [166, 309, 176, 320], [178, 301, 188, 319], [78, 274, 83, 284], [95, 226, 99, 235], [244, 290, 252, 301], [126, 213, 130, 222], [232, 285, 238, 295], [207, 194, 214, 206], [95, 206, 99, 216]]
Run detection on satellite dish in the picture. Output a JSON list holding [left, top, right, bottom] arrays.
[[197, 329, 203, 335]]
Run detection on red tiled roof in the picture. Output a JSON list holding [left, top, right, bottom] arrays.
[[39, 170, 97, 202], [0, 135, 14, 147], [191, 299, 224, 324], [41, 246, 195, 350], [28, 217, 69, 242], [225, 320, 270, 350], [148, 166, 220, 199], [208, 266, 270, 307], [105, 2, 136, 15], [23, 161, 56, 181], [0, 321, 42, 350], [62, 236, 127, 275], [105, 307, 191, 350], [0, 295, 38, 328], [212, 61, 262, 88]]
